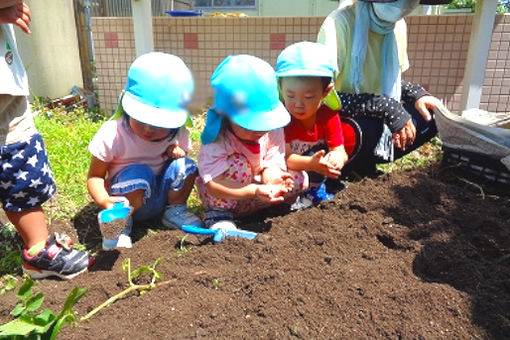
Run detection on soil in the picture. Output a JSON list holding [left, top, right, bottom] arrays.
[[1, 162, 510, 339]]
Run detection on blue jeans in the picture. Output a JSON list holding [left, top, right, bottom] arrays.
[[109, 157, 197, 221]]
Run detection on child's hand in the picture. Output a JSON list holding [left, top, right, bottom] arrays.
[[0, 2, 31, 34], [263, 167, 294, 190], [255, 184, 287, 203], [310, 150, 341, 179], [166, 144, 186, 159], [393, 119, 416, 151], [101, 196, 129, 210], [325, 149, 348, 171]]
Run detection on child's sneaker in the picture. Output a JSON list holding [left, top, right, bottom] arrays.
[[304, 182, 334, 204], [290, 195, 314, 211], [102, 218, 133, 251], [22, 233, 91, 280], [210, 220, 238, 231], [162, 204, 203, 229]]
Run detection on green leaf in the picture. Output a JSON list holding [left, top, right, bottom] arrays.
[[130, 266, 150, 280], [16, 279, 34, 300], [61, 287, 88, 314], [0, 315, 44, 336], [121, 258, 130, 273], [33, 309, 56, 326], [26, 293, 44, 312], [10, 303, 25, 317]]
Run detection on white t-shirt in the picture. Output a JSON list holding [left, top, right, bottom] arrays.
[[88, 116, 192, 180], [0, 24, 29, 96]]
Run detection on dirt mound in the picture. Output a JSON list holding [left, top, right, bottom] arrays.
[[1, 163, 510, 339]]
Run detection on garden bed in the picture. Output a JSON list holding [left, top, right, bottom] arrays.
[[1, 162, 510, 339]]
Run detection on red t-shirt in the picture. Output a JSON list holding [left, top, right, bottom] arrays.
[[284, 105, 344, 155]]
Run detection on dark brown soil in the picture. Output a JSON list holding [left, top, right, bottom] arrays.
[[1, 162, 510, 339]]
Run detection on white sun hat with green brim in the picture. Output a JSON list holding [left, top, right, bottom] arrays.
[[119, 52, 194, 129], [276, 41, 341, 110], [201, 55, 291, 144]]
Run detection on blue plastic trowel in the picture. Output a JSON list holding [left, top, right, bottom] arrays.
[[97, 202, 133, 239], [181, 225, 257, 243]]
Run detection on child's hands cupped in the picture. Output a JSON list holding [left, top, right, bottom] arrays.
[[165, 144, 186, 159], [311, 150, 341, 179], [393, 119, 416, 151], [324, 149, 348, 171], [255, 184, 286, 204]]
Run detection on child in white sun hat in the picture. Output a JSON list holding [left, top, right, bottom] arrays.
[[87, 52, 203, 250], [196, 55, 309, 230]]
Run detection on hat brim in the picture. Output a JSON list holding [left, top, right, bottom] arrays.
[[231, 101, 290, 132], [276, 69, 334, 79], [122, 93, 188, 129]]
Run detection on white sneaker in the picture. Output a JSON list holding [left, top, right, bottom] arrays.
[[210, 220, 237, 231], [102, 221, 133, 251]]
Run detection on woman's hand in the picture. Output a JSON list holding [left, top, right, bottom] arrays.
[[392, 119, 416, 150], [415, 95, 441, 122]]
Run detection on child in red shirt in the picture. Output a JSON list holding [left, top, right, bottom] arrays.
[[277, 41, 348, 207]]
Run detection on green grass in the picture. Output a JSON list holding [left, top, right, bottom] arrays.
[[34, 106, 106, 218]]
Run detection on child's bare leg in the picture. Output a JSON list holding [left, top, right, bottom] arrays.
[[6, 207, 48, 248], [122, 189, 145, 212], [167, 172, 197, 205]]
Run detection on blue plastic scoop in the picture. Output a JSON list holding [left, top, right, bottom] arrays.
[[181, 225, 257, 243], [98, 202, 133, 239]]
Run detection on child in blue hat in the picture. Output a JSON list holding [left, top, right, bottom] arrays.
[[276, 41, 349, 208], [197, 55, 308, 230], [87, 52, 203, 250]]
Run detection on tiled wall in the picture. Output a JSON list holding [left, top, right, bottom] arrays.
[[92, 14, 510, 113]]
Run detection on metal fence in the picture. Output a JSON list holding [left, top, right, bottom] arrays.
[[89, 0, 193, 17]]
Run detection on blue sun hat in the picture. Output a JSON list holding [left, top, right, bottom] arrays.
[[276, 41, 341, 110], [201, 55, 290, 144], [119, 52, 194, 129], [276, 41, 336, 79]]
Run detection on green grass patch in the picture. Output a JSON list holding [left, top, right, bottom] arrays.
[[34, 106, 106, 217]]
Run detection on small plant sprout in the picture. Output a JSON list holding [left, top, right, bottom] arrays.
[[81, 257, 174, 321], [0, 274, 17, 295], [212, 279, 220, 290], [0, 278, 87, 339]]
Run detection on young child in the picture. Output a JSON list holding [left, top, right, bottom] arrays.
[[276, 41, 349, 207], [87, 52, 202, 250], [197, 55, 308, 230], [0, 1, 90, 279]]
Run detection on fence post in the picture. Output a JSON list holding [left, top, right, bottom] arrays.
[[74, 0, 94, 92]]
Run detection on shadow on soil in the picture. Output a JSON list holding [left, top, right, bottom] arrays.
[[379, 167, 510, 339]]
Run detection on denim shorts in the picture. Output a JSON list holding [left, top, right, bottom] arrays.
[[0, 133, 56, 212], [109, 157, 197, 221]]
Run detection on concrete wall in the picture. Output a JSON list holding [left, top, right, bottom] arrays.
[[91, 14, 510, 113], [15, 0, 83, 99]]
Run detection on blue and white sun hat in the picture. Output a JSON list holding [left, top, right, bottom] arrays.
[[276, 41, 341, 110], [201, 55, 291, 144], [120, 52, 194, 129], [276, 41, 336, 79]]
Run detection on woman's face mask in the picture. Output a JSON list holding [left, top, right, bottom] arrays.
[[372, 0, 420, 24]]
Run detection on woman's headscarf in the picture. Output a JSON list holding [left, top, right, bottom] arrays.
[[350, 0, 419, 100]]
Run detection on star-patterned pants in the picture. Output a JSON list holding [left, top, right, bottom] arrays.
[[0, 133, 56, 212]]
